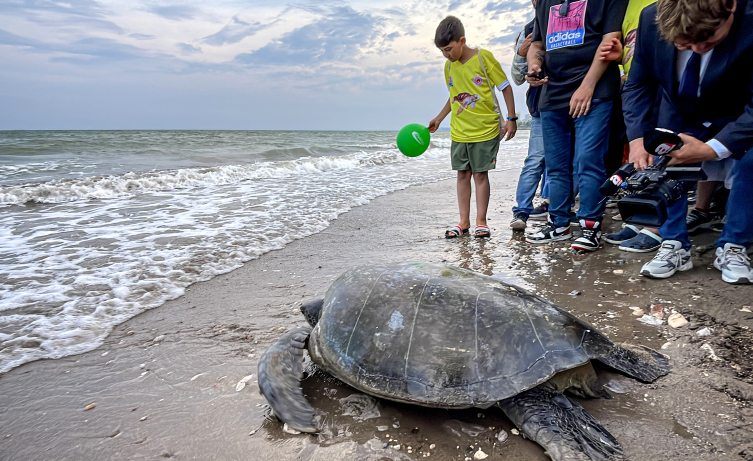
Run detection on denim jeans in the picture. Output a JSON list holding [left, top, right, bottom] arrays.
[[661, 148, 753, 249], [513, 116, 549, 216], [540, 100, 612, 228], [718, 150, 753, 247]]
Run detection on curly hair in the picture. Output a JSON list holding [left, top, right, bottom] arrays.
[[656, 0, 735, 43], [435, 16, 465, 48]]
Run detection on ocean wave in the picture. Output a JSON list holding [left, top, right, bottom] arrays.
[[0, 147, 440, 206]]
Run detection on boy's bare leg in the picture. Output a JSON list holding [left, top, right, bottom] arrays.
[[457, 170, 472, 229], [473, 171, 490, 226], [695, 180, 721, 210]]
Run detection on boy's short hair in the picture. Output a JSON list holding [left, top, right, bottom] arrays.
[[656, 0, 734, 44], [435, 16, 464, 47]]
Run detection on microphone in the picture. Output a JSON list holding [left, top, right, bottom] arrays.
[[599, 163, 636, 196], [643, 128, 683, 156]]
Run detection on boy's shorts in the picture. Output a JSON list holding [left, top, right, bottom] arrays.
[[451, 136, 499, 172]]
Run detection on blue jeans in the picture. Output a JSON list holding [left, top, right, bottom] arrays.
[[662, 148, 753, 248], [513, 116, 549, 216], [540, 100, 612, 228], [719, 150, 753, 247]]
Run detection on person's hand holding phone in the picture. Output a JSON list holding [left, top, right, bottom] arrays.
[[524, 66, 548, 87]]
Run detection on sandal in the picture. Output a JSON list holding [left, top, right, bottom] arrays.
[[474, 225, 491, 239], [604, 224, 640, 244], [618, 229, 662, 253], [445, 225, 469, 239]]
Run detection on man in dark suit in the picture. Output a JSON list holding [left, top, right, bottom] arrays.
[[622, 0, 753, 284]]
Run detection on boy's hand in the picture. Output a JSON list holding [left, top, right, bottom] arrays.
[[598, 38, 623, 61], [501, 120, 517, 141], [525, 65, 548, 87], [569, 84, 594, 118], [428, 118, 441, 133], [517, 33, 533, 57]]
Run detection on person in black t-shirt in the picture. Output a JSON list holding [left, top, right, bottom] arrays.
[[524, 0, 628, 252]]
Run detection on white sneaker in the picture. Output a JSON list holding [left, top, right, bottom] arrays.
[[714, 243, 753, 284], [640, 240, 693, 279]]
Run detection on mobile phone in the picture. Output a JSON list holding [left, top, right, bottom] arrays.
[[524, 72, 541, 80]]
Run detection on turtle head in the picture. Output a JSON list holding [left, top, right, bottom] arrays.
[[300, 299, 324, 327]]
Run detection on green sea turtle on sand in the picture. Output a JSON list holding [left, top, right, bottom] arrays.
[[258, 262, 669, 461]]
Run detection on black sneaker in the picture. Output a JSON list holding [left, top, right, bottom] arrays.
[[572, 219, 602, 252], [510, 213, 528, 231], [686, 209, 713, 234], [529, 202, 549, 220], [526, 221, 571, 244]]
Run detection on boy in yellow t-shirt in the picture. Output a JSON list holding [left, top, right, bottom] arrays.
[[428, 16, 517, 239]]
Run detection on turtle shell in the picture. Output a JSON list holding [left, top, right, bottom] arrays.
[[307, 262, 613, 408]]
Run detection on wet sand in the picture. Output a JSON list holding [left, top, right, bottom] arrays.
[[1, 168, 752, 461]]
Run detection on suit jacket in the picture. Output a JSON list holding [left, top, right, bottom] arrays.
[[622, 0, 753, 159]]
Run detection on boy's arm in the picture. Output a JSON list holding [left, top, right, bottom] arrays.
[[500, 85, 517, 141], [428, 99, 451, 133], [570, 31, 621, 119]]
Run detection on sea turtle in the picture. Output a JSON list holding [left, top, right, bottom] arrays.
[[258, 262, 669, 460]]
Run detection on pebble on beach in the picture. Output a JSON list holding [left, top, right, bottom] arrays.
[[236, 374, 255, 392], [511, 428, 520, 436], [473, 449, 488, 460], [668, 313, 688, 328], [496, 430, 509, 443], [697, 327, 713, 337], [84, 403, 96, 411]]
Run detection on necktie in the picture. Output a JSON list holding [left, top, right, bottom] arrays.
[[678, 52, 701, 106]]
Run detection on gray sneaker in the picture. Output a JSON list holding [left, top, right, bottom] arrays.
[[510, 213, 528, 231], [714, 243, 753, 284], [640, 240, 692, 279]]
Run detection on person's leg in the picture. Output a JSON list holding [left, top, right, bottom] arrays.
[[657, 194, 692, 249], [540, 109, 573, 228], [717, 153, 753, 248], [456, 170, 472, 230], [473, 171, 490, 227], [572, 100, 610, 220], [526, 109, 574, 243], [512, 116, 546, 217], [714, 152, 753, 284], [570, 100, 611, 251]]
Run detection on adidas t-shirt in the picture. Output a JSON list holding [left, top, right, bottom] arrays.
[[532, 0, 628, 111], [444, 49, 510, 143]]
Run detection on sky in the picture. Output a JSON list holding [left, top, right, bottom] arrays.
[[0, 0, 534, 130]]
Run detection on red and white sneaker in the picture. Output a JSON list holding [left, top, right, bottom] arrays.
[[571, 219, 602, 252]]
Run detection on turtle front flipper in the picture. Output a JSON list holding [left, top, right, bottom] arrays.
[[257, 326, 317, 433], [497, 385, 624, 461], [596, 343, 670, 383]]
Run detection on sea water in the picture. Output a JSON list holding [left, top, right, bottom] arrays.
[[0, 130, 529, 372]]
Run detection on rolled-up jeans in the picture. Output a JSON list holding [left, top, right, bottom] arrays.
[[540, 100, 612, 228], [513, 116, 549, 216]]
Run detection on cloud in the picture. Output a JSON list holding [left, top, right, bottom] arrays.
[[234, 5, 379, 66], [147, 5, 200, 21], [202, 15, 276, 46], [0, 0, 124, 33], [130, 33, 155, 40], [177, 42, 201, 54]]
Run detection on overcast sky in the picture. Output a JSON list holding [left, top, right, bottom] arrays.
[[0, 0, 533, 130]]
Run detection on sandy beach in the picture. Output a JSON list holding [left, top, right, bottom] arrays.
[[1, 167, 752, 461]]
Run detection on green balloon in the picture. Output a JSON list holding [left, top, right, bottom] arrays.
[[396, 123, 431, 157]]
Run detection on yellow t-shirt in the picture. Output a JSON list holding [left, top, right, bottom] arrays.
[[621, 0, 657, 76], [444, 48, 509, 143]]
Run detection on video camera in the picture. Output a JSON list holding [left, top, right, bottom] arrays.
[[599, 128, 707, 227]]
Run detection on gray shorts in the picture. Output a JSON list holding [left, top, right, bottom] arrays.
[[450, 136, 500, 172], [702, 157, 736, 189]]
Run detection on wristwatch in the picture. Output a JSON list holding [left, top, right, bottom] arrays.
[[507, 117, 518, 121]]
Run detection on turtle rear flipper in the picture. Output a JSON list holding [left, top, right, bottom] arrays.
[[498, 386, 624, 461], [597, 343, 670, 383], [257, 327, 317, 433]]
